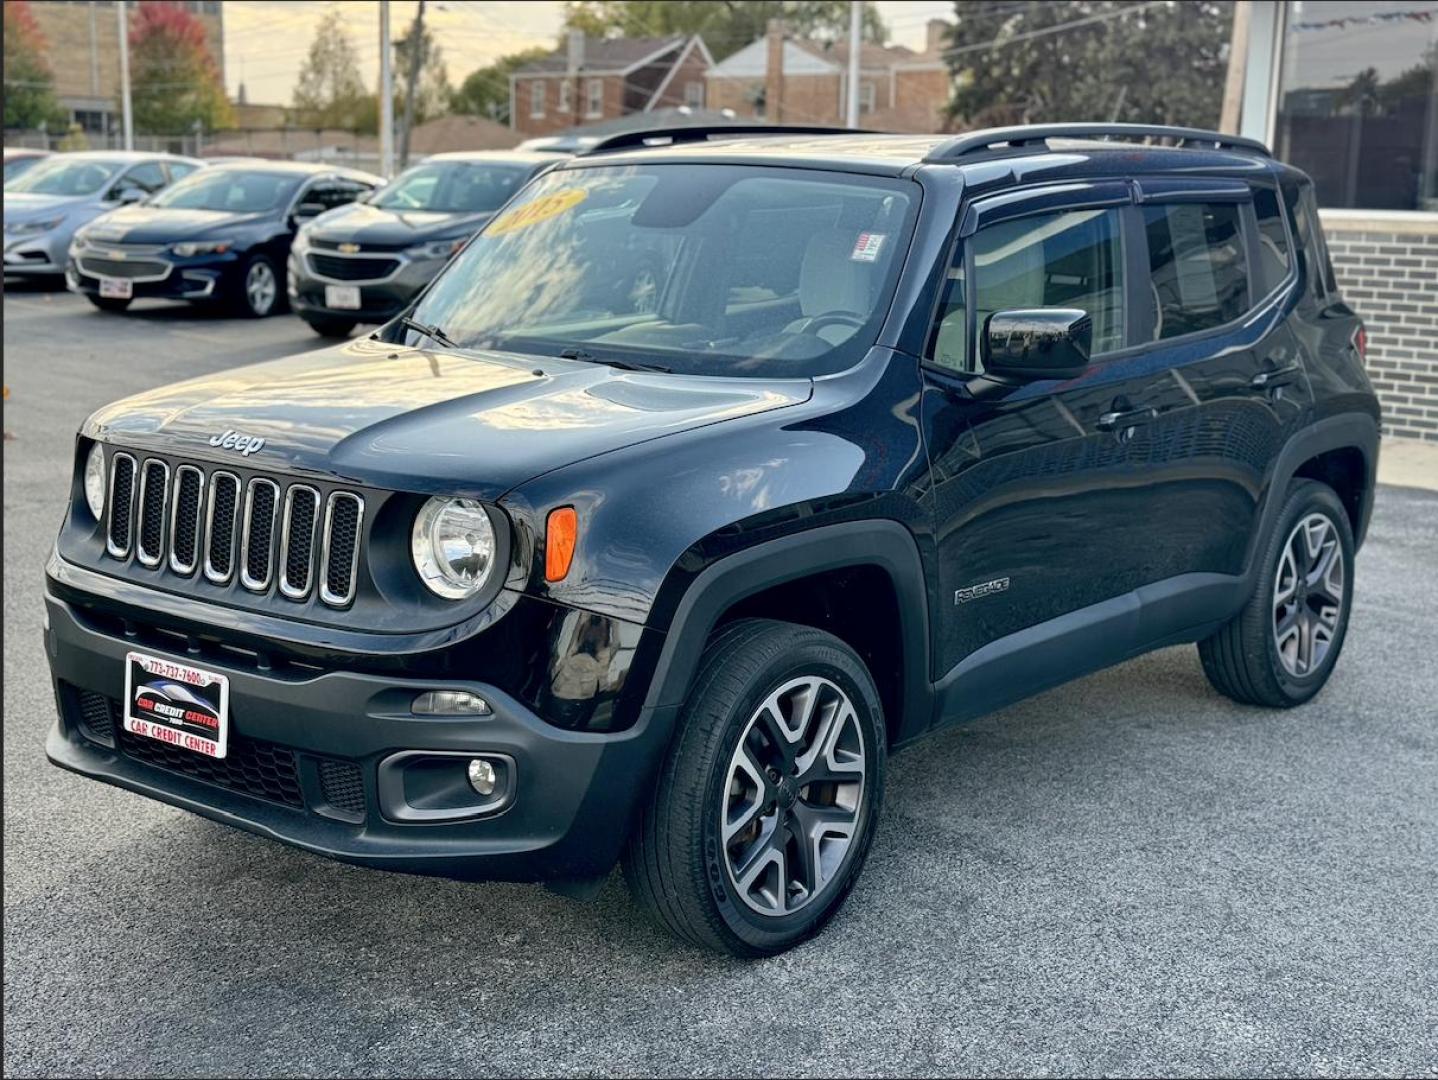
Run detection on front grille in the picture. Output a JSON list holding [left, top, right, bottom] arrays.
[[318, 759, 366, 818], [107, 453, 137, 557], [307, 252, 400, 281], [169, 465, 204, 574], [136, 459, 169, 566], [101, 454, 363, 609], [77, 254, 171, 281]]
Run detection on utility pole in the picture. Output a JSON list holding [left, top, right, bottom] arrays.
[[117, 0, 134, 150], [845, 0, 862, 129], [380, 0, 394, 177], [1219, 0, 1252, 135], [398, 0, 426, 170]]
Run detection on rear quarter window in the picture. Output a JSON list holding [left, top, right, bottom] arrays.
[[1252, 187, 1293, 296], [1143, 202, 1249, 340]]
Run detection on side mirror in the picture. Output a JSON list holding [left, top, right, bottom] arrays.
[[116, 186, 146, 205], [291, 201, 327, 224], [982, 308, 1092, 381]]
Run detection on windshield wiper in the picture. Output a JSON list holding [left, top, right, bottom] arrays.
[[396, 314, 457, 349], [559, 347, 671, 374]]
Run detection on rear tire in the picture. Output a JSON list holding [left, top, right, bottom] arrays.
[[1199, 479, 1355, 708], [623, 618, 885, 957], [86, 294, 131, 313], [303, 315, 357, 339]]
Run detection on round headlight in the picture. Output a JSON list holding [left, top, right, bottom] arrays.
[[411, 497, 496, 599], [84, 442, 106, 520]]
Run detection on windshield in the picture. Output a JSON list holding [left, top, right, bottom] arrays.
[[8, 158, 123, 196], [402, 163, 916, 377], [371, 160, 533, 213], [150, 169, 303, 213]]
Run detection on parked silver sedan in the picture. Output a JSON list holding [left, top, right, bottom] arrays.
[[3, 151, 202, 278]]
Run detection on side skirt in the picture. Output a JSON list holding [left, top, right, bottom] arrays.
[[930, 572, 1248, 730]]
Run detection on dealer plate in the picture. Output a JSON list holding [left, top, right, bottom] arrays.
[[99, 277, 133, 299], [123, 651, 230, 759]]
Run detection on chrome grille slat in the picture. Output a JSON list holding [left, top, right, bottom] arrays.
[[320, 492, 364, 607], [203, 471, 240, 583], [278, 485, 320, 599], [240, 478, 280, 592], [106, 453, 137, 558], [100, 453, 361, 609], [135, 459, 170, 567], [168, 465, 205, 574]]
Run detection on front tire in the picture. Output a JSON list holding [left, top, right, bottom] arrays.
[[302, 315, 357, 339], [624, 619, 885, 957], [1199, 479, 1355, 708], [85, 294, 131, 313], [235, 255, 282, 318]]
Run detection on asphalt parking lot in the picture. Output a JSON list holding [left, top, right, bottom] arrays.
[[4, 284, 1436, 1078]]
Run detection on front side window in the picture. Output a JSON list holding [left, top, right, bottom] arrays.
[[1252, 186, 1293, 297], [929, 207, 1126, 373], [116, 161, 167, 195], [1143, 202, 1249, 340], [149, 169, 304, 213], [404, 163, 917, 378], [7, 157, 123, 196], [370, 161, 531, 213]]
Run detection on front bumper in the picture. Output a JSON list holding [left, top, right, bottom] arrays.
[[44, 589, 674, 883], [288, 250, 444, 323], [4, 231, 66, 274], [67, 252, 237, 302]]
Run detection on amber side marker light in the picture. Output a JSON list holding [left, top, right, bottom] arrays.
[[546, 507, 578, 582]]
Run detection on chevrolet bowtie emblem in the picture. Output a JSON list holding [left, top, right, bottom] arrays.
[[338, 242, 360, 254]]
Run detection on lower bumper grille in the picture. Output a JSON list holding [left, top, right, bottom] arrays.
[[78, 254, 171, 281]]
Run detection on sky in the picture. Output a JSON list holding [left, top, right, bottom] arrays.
[[222, 0, 956, 105]]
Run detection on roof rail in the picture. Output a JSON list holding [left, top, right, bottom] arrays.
[[582, 124, 873, 155], [924, 123, 1271, 163]]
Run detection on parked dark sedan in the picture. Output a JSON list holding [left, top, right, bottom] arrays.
[[287, 151, 558, 337], [67, 161, 382, 317]]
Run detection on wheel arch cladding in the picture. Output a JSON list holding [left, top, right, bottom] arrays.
[[1253, 412, 1379, 562], [639, 520, 933, 749]]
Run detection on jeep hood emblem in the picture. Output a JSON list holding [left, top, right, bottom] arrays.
[[209, 429, 265, 456]]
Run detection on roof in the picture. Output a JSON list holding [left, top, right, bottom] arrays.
[[421, 150, 562, 166], [563, 127, 1276, 178], [406, 113, 519, 155], [43, 150, 199, 163], [203, 159, 381, 181], [513, 35, 688, 75], [707, 37, 934, 79]]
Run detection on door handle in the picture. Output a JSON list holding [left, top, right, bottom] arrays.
[[1250, 362, 1302, 389], [1097, 406, 1158, 431]]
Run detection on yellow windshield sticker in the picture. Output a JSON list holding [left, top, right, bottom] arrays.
[[486, 189, 588, 237]]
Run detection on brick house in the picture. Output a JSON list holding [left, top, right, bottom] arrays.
[[509, 33, 714, 139], [705, 19, 952, 134]]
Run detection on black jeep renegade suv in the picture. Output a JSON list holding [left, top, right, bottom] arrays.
[[45, 124, 1379, 957]]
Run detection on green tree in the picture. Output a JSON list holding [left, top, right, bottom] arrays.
[[562, 1, 888, 60], [3, 0, 66, 129], [292, 9, 373, 130], [943, 0, 1233, 130], [129, 0, 232, 135], [394, 19, 452, 126], [452, 47, 551, 123]]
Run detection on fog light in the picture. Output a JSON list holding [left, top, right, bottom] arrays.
[[411, 690, 491, 716], [467, 758, 497, 795]]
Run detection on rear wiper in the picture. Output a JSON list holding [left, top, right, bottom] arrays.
[[396, 314, 457, 349], [559, 347, 670, 374]]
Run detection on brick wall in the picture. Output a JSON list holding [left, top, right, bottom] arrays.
[[1322, 212, 1438, 444]]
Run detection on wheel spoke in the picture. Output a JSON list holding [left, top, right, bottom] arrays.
[[723, 745, 770, 842], [1272, 513, 1347, 680]]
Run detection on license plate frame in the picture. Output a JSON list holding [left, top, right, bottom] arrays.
[[99, 276, 133, 299], [123, 651, 230, 759], [324, 284, 361, 310]]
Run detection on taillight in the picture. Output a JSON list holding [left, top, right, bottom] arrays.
[[1354, 326, 1368, 366]]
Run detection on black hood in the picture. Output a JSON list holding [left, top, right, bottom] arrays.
[[82, 338, 811, 500], [305, 201, 493, 248], [84, 205, 269, 244]]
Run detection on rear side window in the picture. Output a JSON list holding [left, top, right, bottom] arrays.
[[1252, 187, 1292, 296], [928, 207, 1126, 372], [1143, 202, 1249, 339]]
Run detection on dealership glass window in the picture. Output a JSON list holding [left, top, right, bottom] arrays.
[[1274, 0, 1438, 210], [1143, 203, 1249, 340]]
